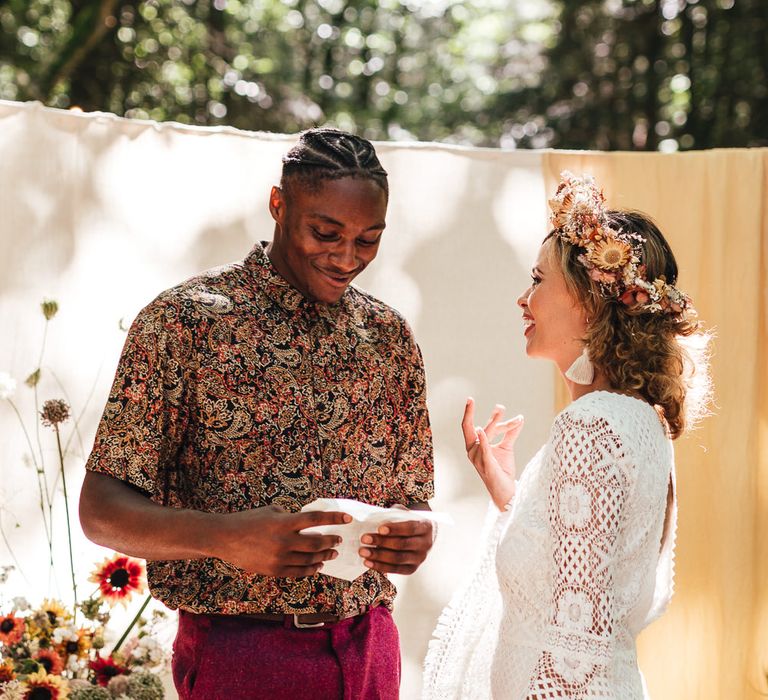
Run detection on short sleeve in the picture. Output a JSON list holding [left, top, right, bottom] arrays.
[[85, 298, 192, 501], [525, 410, 635, 697], [393, 324, 434, 504]]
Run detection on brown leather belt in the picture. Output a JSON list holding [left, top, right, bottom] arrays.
[[212, 601, 381, 629]]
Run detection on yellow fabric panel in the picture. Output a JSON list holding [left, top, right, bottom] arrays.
[[543, 150, 768, 700]]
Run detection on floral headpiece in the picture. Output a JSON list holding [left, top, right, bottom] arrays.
[[549, 171, 695, 320]]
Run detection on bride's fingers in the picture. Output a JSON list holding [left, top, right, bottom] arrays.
[[497, 415, 524, 449], [461, 397, 478, 450], [483, 404, 505, 429], [483, 415, 523, 445], [483, 404, 506, 440], [476, 427, 497, 466], [467, 442, 487, 477], [494, 417, 521, 430]]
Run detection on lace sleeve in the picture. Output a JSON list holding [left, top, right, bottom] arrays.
[[525, 411, 635, 698], [422, 502, 509, 700]]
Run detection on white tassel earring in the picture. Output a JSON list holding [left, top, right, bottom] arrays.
[[565, 347, 594, 385]]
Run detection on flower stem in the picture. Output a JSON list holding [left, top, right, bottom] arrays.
[[33, 321, 55, 549], [51, 367, 92, 462], [7, 399, 53, 566], [6, 399, 41, 473], [33, 321, 49, 483], [112, 595, 151, 655], [0, 510, 30, 585], [55, 425, 78, 624]]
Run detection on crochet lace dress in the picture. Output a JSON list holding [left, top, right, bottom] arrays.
[[423, 391, 677, 700]]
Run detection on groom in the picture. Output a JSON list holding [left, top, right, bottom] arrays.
[[79, 128, 435, 698]]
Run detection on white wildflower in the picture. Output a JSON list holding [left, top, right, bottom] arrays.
[[0, 371, 16, 400], [130, 635, 165, 666], [52, 624, 79, 645], [11, 596, 30, 612], [0, 679, 26, 700], [0, 565, 14, 584], [141, 635, 165, 664]]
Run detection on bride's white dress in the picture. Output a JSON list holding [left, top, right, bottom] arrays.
[[423, 391, 677, 700]]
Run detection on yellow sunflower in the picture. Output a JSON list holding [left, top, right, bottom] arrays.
[[22, 669, 68, 699], [586, 237, 633, 270], [26, 600, 70, 639], [54, 628, 92, 661], [40, 600, 69, 628]]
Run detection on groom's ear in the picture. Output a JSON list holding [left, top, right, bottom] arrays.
[[269, 185, 286, 223]]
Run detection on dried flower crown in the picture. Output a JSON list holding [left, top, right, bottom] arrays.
[[549, 171, 695, 320]]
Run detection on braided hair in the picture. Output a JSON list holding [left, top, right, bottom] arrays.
[[280, 128, 388, 196]]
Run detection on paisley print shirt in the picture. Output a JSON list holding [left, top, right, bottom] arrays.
[[85, 242, 434, 615]]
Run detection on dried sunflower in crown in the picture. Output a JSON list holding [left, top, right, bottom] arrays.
[[548, 171, 695, 319]]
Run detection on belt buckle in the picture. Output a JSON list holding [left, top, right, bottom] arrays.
[[292, 613, 326, 629]]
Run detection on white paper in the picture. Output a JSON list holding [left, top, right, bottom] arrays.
[[299, 498, 453, 581]]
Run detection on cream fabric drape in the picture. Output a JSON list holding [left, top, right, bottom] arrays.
[[544, 151, 768, 700], [0, 99, 765, 698], [0, 100, 552, 698]]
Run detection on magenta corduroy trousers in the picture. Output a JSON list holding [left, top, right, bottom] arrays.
[[172, 606, 401, 700]]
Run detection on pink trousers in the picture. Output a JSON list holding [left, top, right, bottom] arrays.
[[172, 606, 401, 700]]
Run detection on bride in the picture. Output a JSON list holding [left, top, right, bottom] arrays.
[[423, 172, 711, 699]]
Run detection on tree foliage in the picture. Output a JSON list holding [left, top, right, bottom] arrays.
[[515, 0, 768, 150], [0, 0, 765, 150]]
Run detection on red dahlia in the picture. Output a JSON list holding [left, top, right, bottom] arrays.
[[89, 554, 146, 606], [90, 654, 129, 687]]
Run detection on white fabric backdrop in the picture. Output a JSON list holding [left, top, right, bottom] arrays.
[[0, 100, 553, 698]]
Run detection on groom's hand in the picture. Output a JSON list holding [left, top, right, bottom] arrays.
[[358, 519, 434, 575]]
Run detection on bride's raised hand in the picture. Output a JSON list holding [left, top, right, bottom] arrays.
[[461, 397, 524, 511]]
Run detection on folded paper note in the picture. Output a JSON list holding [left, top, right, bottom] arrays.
[[300, 498, 453, 581]]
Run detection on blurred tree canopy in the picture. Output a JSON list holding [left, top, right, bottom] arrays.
[[0, 0, 765, 150]]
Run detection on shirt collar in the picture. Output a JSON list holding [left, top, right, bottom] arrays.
[[244, 241, 345, 326]]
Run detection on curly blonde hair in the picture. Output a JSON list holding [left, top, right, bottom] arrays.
[[547, 210, 712, 439]]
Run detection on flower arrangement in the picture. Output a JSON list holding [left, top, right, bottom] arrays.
[[0, 558, 166, 698], [0, 301, 169, 699], [548, 171, 695, 319]]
